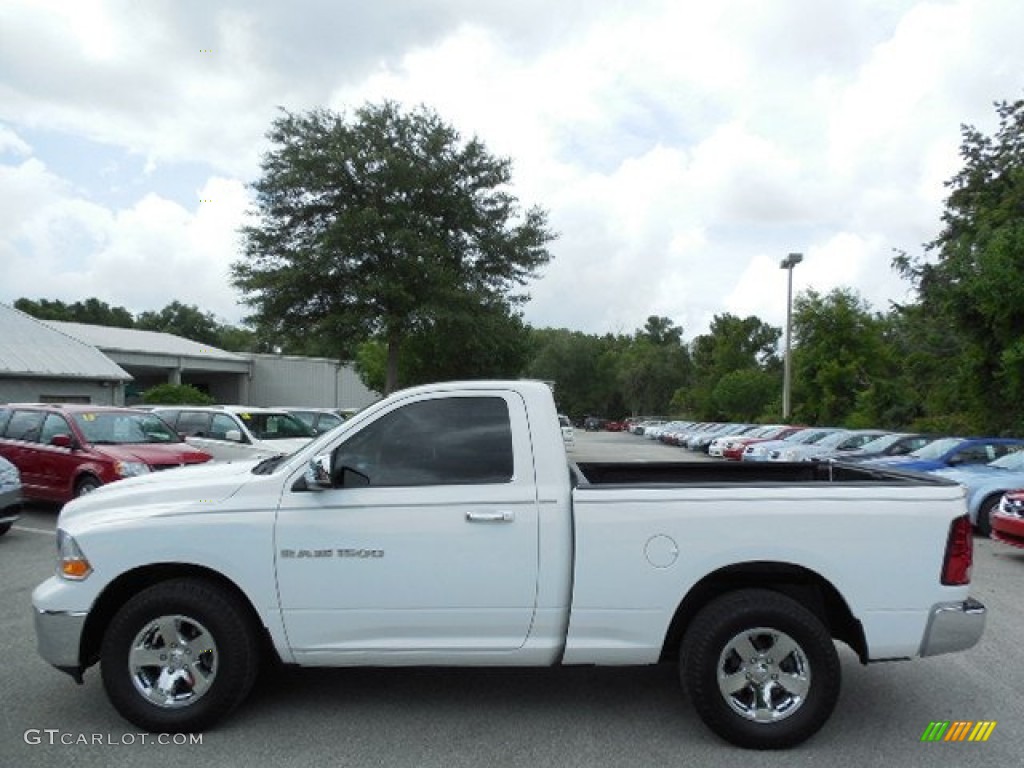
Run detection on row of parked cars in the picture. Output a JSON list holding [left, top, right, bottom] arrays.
[[0, 402, 355, 530], [619, 418, 1024, 542]]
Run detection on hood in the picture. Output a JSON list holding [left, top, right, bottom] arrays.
[[869, 457, 945, 472], [932, 464, 1002, 481], [93, 441, 211, 466], [251, 437, 313, 457], [58, 458, 260, 529]]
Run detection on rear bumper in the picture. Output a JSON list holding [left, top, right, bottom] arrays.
[[919, 598, 986, 657]]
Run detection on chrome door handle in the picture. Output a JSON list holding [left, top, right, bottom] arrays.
[[465, 511, 515, 523]]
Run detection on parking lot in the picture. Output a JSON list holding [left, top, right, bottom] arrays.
[[2, 430, 1022, 768]]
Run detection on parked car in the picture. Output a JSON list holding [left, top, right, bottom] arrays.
[[774, 429, 890, 462], [930, 449, 1024, 535], [151, 405, 315, 462], [558, 414, 575, 448], [742, 428, 839, 462], [721, 426, 802, 460], [0, 404, 212, 503], [280, 407, 350, 436], [992, 489, 1024, 548], [839, 433, 939, 462], [865, 437, 1024, 474], [0, 455, 21, 536]]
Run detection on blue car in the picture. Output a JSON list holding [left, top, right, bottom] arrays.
[[865, 436, 1024, 474], [933, 450, 1024, 536]]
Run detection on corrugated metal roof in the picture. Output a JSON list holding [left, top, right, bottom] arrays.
[[44, 321, 247, 362], [0, 304, 132, 380]]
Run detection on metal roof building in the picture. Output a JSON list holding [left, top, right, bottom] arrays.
[[0, 303, 378, 408], [45, 320, 253, 403], [0, 303, 132, 404]]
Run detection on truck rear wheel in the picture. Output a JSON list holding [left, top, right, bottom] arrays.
[[100, 578, 259, 732], [680, 589, 840, 749]]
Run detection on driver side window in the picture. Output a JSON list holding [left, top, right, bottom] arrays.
[[333, 397, 514, 487]]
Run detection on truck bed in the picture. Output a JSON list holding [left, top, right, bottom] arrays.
[[572, 460, 957, 486]]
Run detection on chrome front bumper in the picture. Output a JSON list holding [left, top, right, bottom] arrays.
[[34, 607, 88, 681], [919, 598, 986, 657]]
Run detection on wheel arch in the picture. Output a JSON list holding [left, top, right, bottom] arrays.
[[660, 561, 867, 664], [80, 563, 278, 670]]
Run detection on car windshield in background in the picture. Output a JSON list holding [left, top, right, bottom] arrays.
[[71, 412, 181, 445], [988, 450, 1024, 470], [238, 413, 314, 440], [909, 437, 962, 459]]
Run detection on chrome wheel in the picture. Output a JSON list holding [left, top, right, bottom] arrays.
[[716, 627, 810, 723], [128, 614, 219, 709]]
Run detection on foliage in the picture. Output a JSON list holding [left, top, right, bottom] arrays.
[[232, 101, 556, 393], [355, 297, 531, 392], [15, 297, 134, 327], [136, 301, 225, 347], [681, 313, 781, 419], [790, 288, 896, 426], [523, 328, 628, 420], [893, 99, 1024, 432], [617, 317, 691, 417], [140, 383, 215, 405]]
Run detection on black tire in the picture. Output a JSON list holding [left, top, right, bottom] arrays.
[[976, 495, 1000, 538], [75, 476, 102, 497], [0, 521, 11, 537], [680, 589, 840, 750], [100, 578, 260, 732]]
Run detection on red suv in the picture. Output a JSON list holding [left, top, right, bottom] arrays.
[[0, 404, 212, 503]]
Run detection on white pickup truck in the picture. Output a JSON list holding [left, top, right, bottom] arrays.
[[33, 380, 985, 749]]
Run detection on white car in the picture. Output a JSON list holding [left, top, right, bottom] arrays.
[[152, 405, 315, 462], [558, 414, 575, 448]]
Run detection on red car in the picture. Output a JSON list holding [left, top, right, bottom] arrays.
[[722, 426, 802, 460], [0, 404, 212, 503], [992, 489, 1024, 548]]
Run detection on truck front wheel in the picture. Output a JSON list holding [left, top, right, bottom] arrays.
[[100, 578, 260, 732], [680, 589, 840, 749]]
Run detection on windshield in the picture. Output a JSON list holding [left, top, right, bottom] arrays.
[[988, 450, 1024, 470], [909, 437, 962, 459], [237, 412, 314, 440], [853, 433, 905, 453], [813, 431, 852, 449], [73, 412, 182, 445]]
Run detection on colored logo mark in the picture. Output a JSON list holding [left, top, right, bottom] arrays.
[[921, 721, 996, 742]]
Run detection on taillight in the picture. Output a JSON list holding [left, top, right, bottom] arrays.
[[941, 515, 973, 586]]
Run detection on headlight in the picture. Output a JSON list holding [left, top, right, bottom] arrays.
[[115, 461, 151, 478], [56, 529, 92, 580]]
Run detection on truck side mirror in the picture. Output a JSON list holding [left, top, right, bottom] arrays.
[[304, 455, 334, 490], [50, 434, 75, 449], [225, 429, 243, 443]]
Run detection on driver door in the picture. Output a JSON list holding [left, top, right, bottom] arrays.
[[275, 390, 540, 663]]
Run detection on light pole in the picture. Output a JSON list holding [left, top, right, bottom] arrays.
[[780, 252, 803, 420]]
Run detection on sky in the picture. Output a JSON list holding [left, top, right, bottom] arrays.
[[1, 0, 1022, 342]]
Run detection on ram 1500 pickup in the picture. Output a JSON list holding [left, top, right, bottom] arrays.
[[32, 380, 985, 749]]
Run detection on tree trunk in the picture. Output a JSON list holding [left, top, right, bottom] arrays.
[[385, 330, 401, 394]]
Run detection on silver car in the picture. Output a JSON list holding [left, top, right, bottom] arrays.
[[0, 455, 22, 537]]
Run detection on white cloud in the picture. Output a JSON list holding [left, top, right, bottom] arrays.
[[1, 0, 1022, 341]]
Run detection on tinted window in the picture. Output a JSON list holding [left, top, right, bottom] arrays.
[[210, 413, 243, 441], [0, 408, 11, 435], [5, 411, 44, 442], [334, 397, 513, 487], [314, 413, 344, 433], [175, 411, 213, 436], [237, 412, 313, 440]]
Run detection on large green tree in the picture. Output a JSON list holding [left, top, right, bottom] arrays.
[[894, 99, 1024, 432], [790, 288, 896, 426], [683, 313, 781, 419], [233, 101, 556, 394]]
